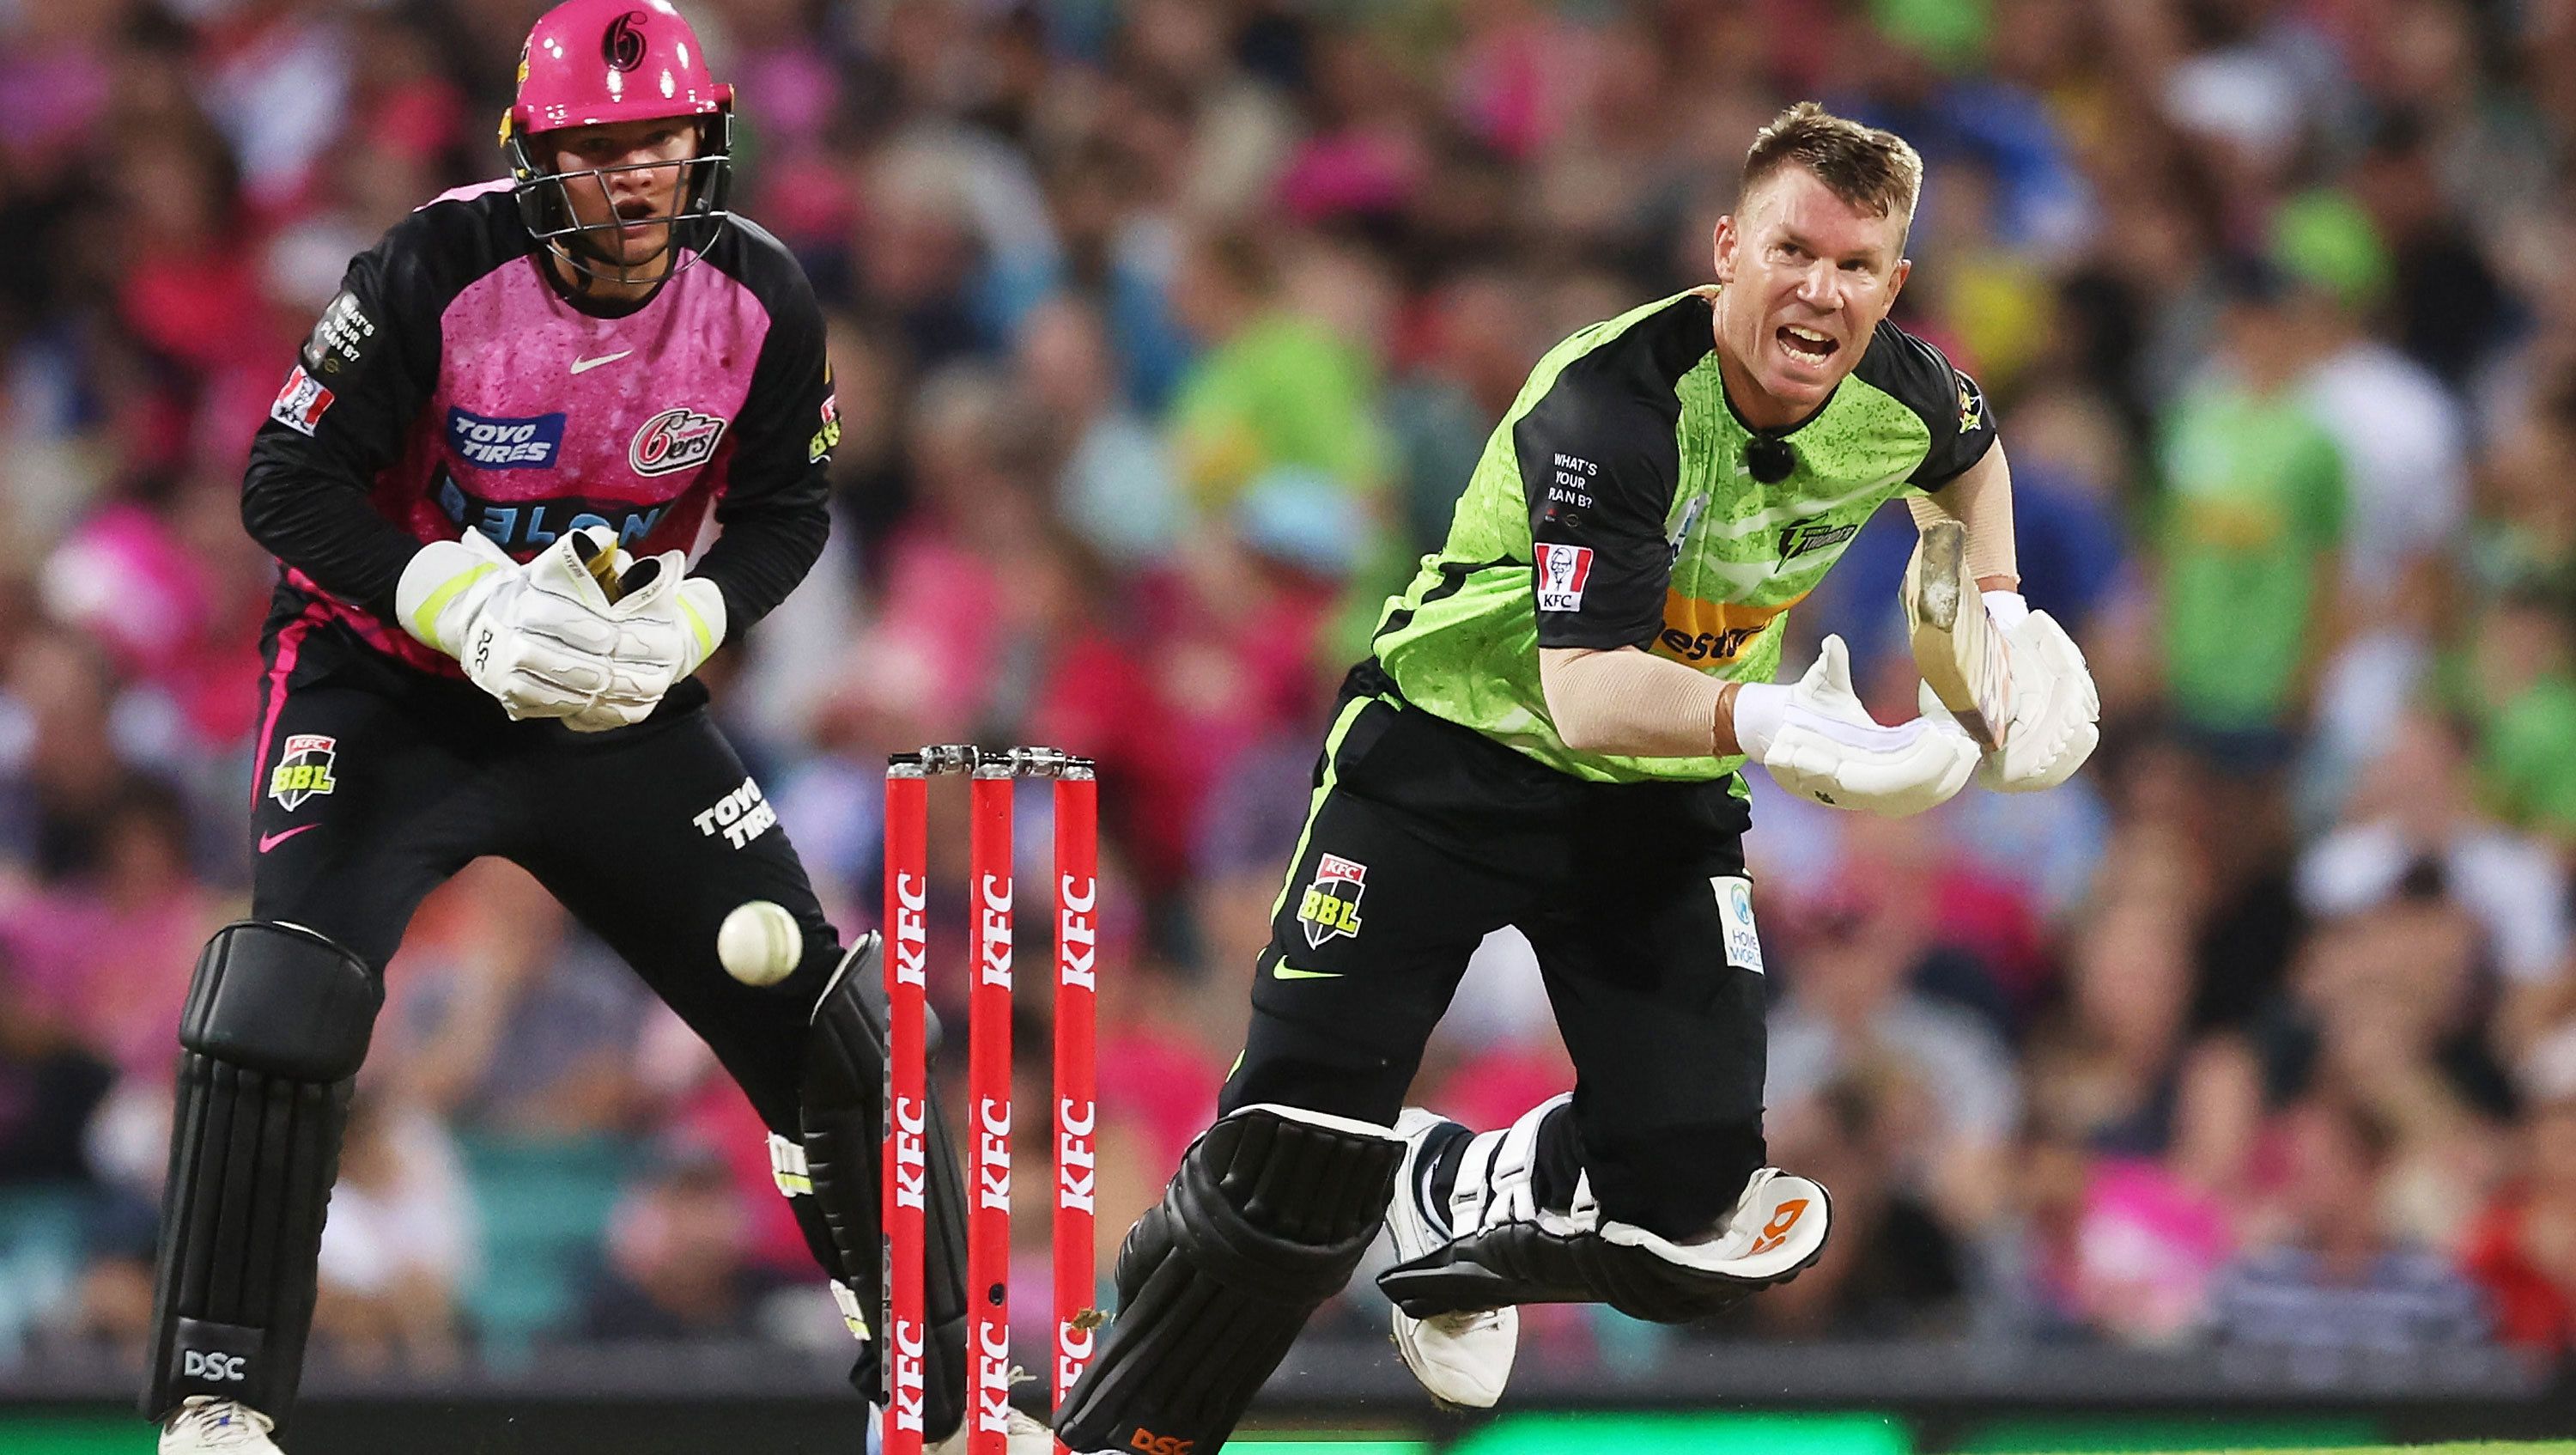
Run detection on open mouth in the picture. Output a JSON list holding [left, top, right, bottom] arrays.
[[612, 198, 659, 229], [1777, 324, 1838, 363]]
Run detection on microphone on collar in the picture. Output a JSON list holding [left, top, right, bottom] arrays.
[[1746, 435, 1795, 484]]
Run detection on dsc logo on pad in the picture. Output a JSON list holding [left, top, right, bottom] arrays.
[[183, 1350, 246, 1382], [447, 407, 565, 470]]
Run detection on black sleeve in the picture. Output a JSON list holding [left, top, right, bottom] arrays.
[[690, 252, 833, 630], [1858, 320, 1998, 490], [239, 224, 447, 612], [1517, 356, 1685, 650]]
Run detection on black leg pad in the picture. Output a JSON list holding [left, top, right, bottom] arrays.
[[144, 922, 379, 1428], [1054, 1105, 1404, 1453]]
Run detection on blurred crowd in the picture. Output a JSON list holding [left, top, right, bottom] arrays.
[[9, 0, 2576, 1385]]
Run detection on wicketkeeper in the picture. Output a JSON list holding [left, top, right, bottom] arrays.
[[144, 3, 1042, 1451], [1054, 103, 2099, 1452]]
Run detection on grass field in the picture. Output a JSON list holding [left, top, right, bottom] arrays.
[[2045, 1446, 2576, 1454]]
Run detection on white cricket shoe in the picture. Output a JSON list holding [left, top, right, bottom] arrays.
[[160, 1397, 283, 1453], [1666, 1165, 1832, 1281], [1387, 1107, 1517, 1409], [926, 1405, 1054, 1454]]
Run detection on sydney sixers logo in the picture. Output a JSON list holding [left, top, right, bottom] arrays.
[[629, 406, 728, 477], [602, 11, 647, 70]]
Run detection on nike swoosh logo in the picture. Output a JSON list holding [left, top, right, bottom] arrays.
[[1273, 963, 1341, 980], [258, 824, 321, 854], [569, 350, 634, 374]]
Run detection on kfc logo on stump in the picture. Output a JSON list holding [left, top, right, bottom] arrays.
[[1534, 542, 1594, 612]]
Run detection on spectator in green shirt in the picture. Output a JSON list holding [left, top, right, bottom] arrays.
[[1165, 228, 1392, 514], [2155, 259, 2350, 756]]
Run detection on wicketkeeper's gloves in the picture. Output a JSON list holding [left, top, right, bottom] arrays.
[[396, 527, 626, 721]]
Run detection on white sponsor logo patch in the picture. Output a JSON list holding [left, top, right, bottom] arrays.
[[1712, 874, 1764, 975], [270, 366, 335, 435], [1534, 541, 1594, 612]]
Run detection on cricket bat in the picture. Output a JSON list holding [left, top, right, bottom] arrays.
[[573, 533, 629, 605], [1903, 518, 2011, 752]]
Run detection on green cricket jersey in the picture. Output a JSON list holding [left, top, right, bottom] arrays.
[[1371, 288, 1996, 783]]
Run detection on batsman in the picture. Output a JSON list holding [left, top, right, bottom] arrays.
[[1055, 103, 2099, 1451], [145, 2, 1041, 1450]]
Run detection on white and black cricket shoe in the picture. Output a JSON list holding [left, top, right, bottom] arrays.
[[1387, 1107, 1519, 1409], [160, 1397, 283, 1454]]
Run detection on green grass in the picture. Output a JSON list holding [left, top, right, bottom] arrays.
[[2023, 1446, 2576, 1454]]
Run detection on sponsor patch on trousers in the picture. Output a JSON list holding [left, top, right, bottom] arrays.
[[1297, 852, 1368, 947], [1711, 874, 1763, 974]]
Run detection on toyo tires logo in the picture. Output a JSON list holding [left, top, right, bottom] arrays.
[[629, 406, 728, 476]]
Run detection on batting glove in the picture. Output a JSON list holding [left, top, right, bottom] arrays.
[[1917, 595, 2099, 793], [1735, 635, 1980, 816]]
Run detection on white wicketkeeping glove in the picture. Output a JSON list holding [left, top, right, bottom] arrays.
[[1917, 594, 2099, 793], [1735, 635, 1980, 816], [396, 527, 623, 721], [559, 545, 729, 734]]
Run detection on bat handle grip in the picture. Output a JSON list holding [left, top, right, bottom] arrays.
[[573, 533, 625, 604]]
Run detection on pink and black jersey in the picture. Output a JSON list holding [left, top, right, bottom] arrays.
[[243, 182, 836, 675]]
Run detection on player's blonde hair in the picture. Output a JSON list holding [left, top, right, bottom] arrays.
[[1741, 101, 1923, 226]]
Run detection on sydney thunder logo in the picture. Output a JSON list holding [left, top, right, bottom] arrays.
[[1297, 854, 1368, 947], [1778, 519, 1858, 560]]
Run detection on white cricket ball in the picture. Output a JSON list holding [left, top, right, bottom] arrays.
[[717, 900, 801, 987]]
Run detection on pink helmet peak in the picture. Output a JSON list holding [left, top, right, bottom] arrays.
[[507, 0, 732, 139]]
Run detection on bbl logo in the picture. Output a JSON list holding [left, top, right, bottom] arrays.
[[269, 734, 338, 811], [1296, 853, 1368, 948], [809, 392, 841, 465]]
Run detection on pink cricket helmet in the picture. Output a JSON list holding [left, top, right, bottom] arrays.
[[501, 0, 735, 277]]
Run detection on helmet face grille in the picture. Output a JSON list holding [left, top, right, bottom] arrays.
[[501, 1, 740, 289], [504, 119, 734, 289]]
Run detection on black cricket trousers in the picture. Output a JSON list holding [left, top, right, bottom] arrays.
[[247, 599, 841, 1137], [1220, 663, 1771, 1239]]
